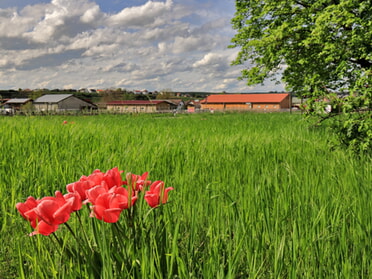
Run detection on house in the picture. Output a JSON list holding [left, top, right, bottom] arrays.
[[33, 94, 97, 112], [106, 100, 177, 113], [185, 100, 201, 112], [200, 93, 290, 111], [4, 98, 33, 113]]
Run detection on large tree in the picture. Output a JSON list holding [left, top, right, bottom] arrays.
[[230, 0, 371, 153]]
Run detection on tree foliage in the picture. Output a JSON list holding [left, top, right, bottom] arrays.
[[230, 0, 371, 154]]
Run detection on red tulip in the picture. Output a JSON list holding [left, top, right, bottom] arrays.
[[109, 186, 137, 209], [16, 196, 39, 228], [90, 192, 124, 223], [66, 179, 92, 201], [23, 217, 60, 236], [63, 192, 82, 211], [30, 221, 59, 236], [85, 168, 124, 189], [16, 191, 74, 236], [35, 191, 73, 226], [66, 168, 125, 202], [86, 169, 105, 187], [144, 181, 173, 208], [124, 172, 151, 193], [103, 167, 124, 189], [85, 184, 109, 205]]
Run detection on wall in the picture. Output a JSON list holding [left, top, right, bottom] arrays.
[[202, 101, 289, 111], [279, 95, 290, 108], [107, 105, 157, 113], [252, 103, 280, 109], [58, 96, 94, 110], [200, 103, 225, 110], [34, 103, 58, 111], [156, 103, 172, 111]]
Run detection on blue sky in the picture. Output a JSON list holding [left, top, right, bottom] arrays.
[[0, 0, 285, 92]]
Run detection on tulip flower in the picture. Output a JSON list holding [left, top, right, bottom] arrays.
[[109, 186, 137, 209], [85, 168, 124, 190], [30, 221, 59, 236], [35, 198, 72, 226], [67, 168, 125, 202], [16, 196, 39, 228], [103, 167, 124, 189], [16, 167, 174, 238], [144, 181, 173, 208], [124, 172, 151, 193], [64, 192, 82, 212], [90, 193, 124, 223], [85, 184, 109, 205], [66, 179, 92, 201], [17, 191, 74, 236]]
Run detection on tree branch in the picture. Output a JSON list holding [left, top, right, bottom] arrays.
[[349, 58, 372, 69]]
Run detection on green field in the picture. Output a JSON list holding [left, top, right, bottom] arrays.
[[1, 113, 371, 278]]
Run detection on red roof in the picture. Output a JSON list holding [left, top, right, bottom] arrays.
[[201, 94, 289, 104], [107, 100, 166, 105]]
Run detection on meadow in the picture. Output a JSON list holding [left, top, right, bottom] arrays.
[[0, 112, 371, 278]]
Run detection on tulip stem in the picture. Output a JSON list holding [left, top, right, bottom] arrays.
[[64, 222, 76, 239], [51, 232, 74, 258], [75, 209, 94, 253], [51, 232, 63, 248]]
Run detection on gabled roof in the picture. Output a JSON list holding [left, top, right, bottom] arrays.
[[5, 98, 32, 104], [107, 100, 171, 105], [201, 94, 289, 104], [34, 94, 73, 103]]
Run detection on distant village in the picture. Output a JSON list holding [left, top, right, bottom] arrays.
[[0, 88, 298, 115]]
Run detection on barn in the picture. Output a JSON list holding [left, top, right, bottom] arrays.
[[4, 98, 33, 113], [106, 100, 177, 113], [33, 94, 97, 112], [200, 93, 290, 111]]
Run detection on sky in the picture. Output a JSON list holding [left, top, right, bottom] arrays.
[[0, 0, 285, 92]]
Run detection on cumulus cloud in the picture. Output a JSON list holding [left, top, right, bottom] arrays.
[[0, 0, 285, 92], [80, 4, 100, 23], [107, 0, 173, 28], [193, 52, 231, 72]]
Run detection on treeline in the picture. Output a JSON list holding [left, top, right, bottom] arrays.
[[0, 89, 216, 104]]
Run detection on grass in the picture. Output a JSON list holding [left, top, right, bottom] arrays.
[[0, 112, 371, 278]]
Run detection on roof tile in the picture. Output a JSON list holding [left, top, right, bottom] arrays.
[[202, 94, 289, 103]]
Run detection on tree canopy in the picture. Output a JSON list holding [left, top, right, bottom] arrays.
[[230, 0, 371, 153]]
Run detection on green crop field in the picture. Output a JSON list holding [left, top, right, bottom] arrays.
[[1, 112, 371, 278]]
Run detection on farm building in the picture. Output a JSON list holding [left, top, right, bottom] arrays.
[[4, 98, 33, 113], [185, 100, 201, 112], [33, 94, 97, 112], [106, 100, 177, 113], [201, 93, 290, 111]]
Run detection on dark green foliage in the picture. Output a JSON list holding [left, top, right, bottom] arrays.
[[230, 0, 371, 153]]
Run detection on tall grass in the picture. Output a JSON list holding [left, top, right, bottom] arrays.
[[0, 112, 371, 278]]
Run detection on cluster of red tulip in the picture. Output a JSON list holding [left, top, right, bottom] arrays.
[[16, 167, 173, 236]]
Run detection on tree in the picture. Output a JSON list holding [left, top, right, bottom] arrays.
[[230, 0, 371, 153], [156, 89, 175, 99]]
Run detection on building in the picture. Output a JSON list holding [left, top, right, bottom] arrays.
[[200, 93, 290, 111], [106, 100, 177, 113], [3, 98, 33, 113], [185, 100, 201, 112], [33, 94, 97, 112]]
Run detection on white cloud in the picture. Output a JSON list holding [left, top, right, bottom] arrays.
[[107, 0, 173, 28], [80, 4, 101, 23], [0, 0, 285, 92]]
